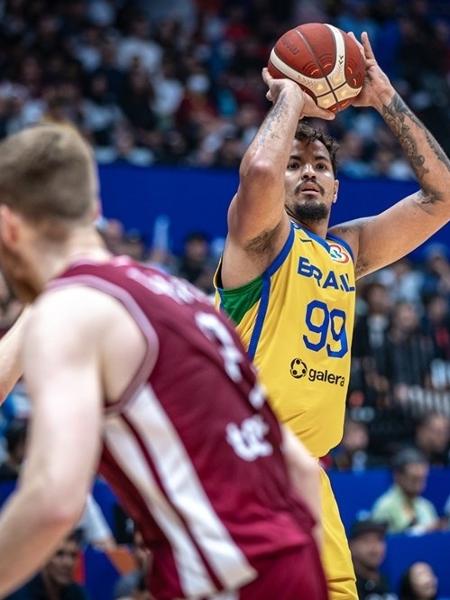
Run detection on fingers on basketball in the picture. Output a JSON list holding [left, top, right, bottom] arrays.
[[261, 67, 272, 86], [348, 32, 365, 59], [303, 94, 335, 120], [361, 32, 376, 61]]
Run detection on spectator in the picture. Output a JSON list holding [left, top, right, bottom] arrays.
[[114, 530, 149, 600], [331, 418, 373, 471], [378, 259, 423, 305], [399, 562, 444, 600], [176, 231, 215, 294], [0, 419, 27, 482], [348, 519, 395, 600], [372, 448, 439, 534], [421, 245, 450, 302], [414, 413, 450, 467], [6, 530, 89, 600], [387, 302, 435, 401], [423, 295, 450, 362], [351, 282, 391, 407], [117, 13, 162, 76]]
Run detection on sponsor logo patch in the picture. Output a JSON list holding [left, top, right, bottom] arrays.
[[290, 357, 346, 387]]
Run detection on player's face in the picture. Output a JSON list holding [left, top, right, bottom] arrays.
[[284, 138, 338, 224]]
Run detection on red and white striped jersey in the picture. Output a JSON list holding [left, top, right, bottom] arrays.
[[51, 257, 314, 600]]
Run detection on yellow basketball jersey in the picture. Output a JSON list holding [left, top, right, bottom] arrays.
[[215, 223, 355, 458]]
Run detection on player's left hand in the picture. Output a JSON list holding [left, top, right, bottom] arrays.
[[349, 32, 395, 111]]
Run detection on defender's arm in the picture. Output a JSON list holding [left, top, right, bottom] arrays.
[[0, 307, 30, 404], [282, 426, 322, 549], [0, 291, 103, 596]]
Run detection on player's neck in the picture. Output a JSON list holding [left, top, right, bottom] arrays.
[[295, 218, 330, 239], [30, 228, 111, 293]]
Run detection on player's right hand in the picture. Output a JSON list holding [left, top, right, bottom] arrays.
[[262, 68, 335, 121]]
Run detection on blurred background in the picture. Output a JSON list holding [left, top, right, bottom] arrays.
[[0, 1, 450, 599]]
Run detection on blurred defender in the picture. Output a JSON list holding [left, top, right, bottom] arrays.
[[215, 33, 450, 599], [0, 125, 328, 599]]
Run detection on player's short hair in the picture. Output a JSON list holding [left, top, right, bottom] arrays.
[[0, 124, 97, 237], [295, 122, 339, 176]]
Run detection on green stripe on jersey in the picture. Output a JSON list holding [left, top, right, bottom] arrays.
[[219, 276, 263, 325]]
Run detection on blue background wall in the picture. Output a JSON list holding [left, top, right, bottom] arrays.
[[99, 165, 450, 255]]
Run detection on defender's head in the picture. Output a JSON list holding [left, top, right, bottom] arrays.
[[284, 123, 339, 226], [0, 124, 99, 302]]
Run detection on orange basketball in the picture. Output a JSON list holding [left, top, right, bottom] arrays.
[[268, 23, 365, 112]]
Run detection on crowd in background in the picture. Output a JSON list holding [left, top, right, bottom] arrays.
[[0, 0, 448, 175], [0, 0, 450, 598]]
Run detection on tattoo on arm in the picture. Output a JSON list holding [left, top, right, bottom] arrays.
[[255, 95, 288, 148], [382, 93, 450, 206]]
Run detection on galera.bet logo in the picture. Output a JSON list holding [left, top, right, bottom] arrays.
[[289, 357, 346, 387], [290, 358, 308, 379]]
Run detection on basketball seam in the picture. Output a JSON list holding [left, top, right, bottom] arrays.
[[271, 48, 328, 89], [295, 28, 339, 107]]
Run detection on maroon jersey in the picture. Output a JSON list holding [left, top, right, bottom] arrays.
[[50, 257, 314, 600]]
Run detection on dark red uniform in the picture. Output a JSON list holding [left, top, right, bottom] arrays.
[[50, 257, 327, 600]]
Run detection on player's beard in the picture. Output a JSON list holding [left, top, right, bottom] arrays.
[[0, 242, 39, 303], [291, 198, 330, 223]]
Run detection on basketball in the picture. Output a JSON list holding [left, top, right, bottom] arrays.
[[268, 23, 365, 112]]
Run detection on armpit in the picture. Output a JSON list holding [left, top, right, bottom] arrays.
[[244, 224, 280, 254]]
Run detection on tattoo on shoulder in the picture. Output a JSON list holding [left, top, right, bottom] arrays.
[[382, 93, 450, 206]]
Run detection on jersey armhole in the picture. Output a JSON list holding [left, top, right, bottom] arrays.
[[215, 265, 263, 326], [214, 224, 295, 325]]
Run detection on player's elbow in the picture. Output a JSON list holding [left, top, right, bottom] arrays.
[[39, 502, 81, 532], [28, 490, 82, 537], [239, 158, 280, 187], [31, 478, 86, 530]]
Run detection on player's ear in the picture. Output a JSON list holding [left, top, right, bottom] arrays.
[[333, 179, 339, 204], [0, 205, 20, 248]]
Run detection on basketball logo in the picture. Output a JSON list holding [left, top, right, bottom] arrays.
[[290, 358, 308, 379], [329, 243, 350, 263]]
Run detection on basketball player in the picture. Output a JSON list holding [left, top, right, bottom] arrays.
[[0, 124, 328, 600], [214, 33, 450, 600]]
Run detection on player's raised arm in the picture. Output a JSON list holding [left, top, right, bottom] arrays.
[[0, 307, 30, 404], [0, 290, 103, 596], [330, 32, 450, 279], [222, 69, 335, 287]]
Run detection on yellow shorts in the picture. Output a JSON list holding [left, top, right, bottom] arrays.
[[320, 468, 357, 600]]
